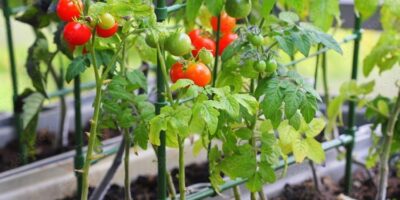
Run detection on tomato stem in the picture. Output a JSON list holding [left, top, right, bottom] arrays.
[[124, 128, 133, 200], [178, 136, 186, 200]]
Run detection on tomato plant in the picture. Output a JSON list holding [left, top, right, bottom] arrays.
[[189, 29, 216, 57]]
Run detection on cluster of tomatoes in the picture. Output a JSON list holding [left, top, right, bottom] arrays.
[[56, 0, 119, 50], [146, 12, 240, 87]]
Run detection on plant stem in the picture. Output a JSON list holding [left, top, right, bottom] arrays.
[[321, 52, 329, 108], [167, 170, 177, 199], [81, 36, 102, 200], [233, 186, 241, 200], [309, 160, 320, 193], [178, 136, 186, 200], [376, 88, 400, 200], [258, 190, 267, 200], [251, 192, 257, 200], [124, 128, 132, 200]]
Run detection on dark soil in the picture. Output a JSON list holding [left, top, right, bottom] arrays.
[[61, 162, 210, 200], [0, 125, 120, 173], [272, 168, 400, 200]]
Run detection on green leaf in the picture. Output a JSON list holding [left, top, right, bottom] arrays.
[[235, 128, 253, 140], [289, 112, 301, 130], [216, 70, 243, 93], [309, 0, 339, 32], [291, 32, 311, 56], [292, 138, 308, 163], [275, 35, 295, 56], [305, 118, 326, 138], [317, 32, 343, 54], [355, 0, 379, 20], [220, 146, 257, 179], [260, 0, 277, 18], [279, 11, 299, 24], [204, 0, 224, 16], [222, 41, 244, 62], [259, 161, 276, 183], [186, 0, 204, 24], [66, 56, 89, 83], [134, 123, 148, 150], [245, 173, 263, 192], [22, 92, 45, 129], [278, 120, 300, 145], [300, 94, 317, 123], [193, 101, 220, 135], [149, 115, 166, 146], [377, 100, 390, 117], [233, 94, 258, 115], [171, 79, 194, 91], [166, 106, 192, 138], [127, 69, 147, 91], [284, 87, 304, 119], [305, 138, 325, 163]]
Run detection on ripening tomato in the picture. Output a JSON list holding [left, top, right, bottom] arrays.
[[63, 22, 92, 46], [169, 62, 186, 83], [210, 13, 236, 34], [218, 33, 238, 55], [189, 29, 216, 57], [96, 22, 118, 38], [98, 13, 115, 30], [185, 62, 211, 87], [56, 0, 83, 22]]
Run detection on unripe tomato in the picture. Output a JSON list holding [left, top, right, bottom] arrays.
[[266, 59, 278, 73], [145, 33, 158, 48], [185, 62, 211, 87], [189, 29, 216, 57], [98, 13, 115, 30], [96, 22, 118, 38], [225, 0, 252, 19], [170, 62, 186, 83], [248, 34, 264, 46], [63, 22, 92, 46], [56, 0, 83, 22], [253, 60, 266, 72], [218, 33, 238, 55], [210, 13, 236, 34], [165, 32, 193, 56], [198, 49, 214, 65]]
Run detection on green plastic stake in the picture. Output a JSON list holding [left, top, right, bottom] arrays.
[[73, 76, 84, 198], [155, 0, 168, 199], [344, 15, 362, 195], [2, 0, 27, 164]]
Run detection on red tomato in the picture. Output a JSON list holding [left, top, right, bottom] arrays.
[[63, 22, 92, 46], [169, 62, 186, 83], [218, 33, 238, 55], [96, 22, 118, 38], [56, 0, 83, 22], [189, 29, 216, 57], [210, 13, 236, 34], [185, 62, 211, 87]]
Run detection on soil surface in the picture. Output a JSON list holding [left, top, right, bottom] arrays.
[[0, 125, 119, 173], [60, 163, 400, 200]]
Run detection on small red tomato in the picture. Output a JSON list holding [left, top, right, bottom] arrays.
[[218, 33, 238, 55], [96, 22, 118, 38], [169, 62, 186, 83], [210, 13, 236, 34], [185, 62, 211, 87], [56, 0, 83, 22], [63, 22, 92, 46], [189, 29, 216, 57]]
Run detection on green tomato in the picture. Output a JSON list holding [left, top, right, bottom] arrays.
[[266, 59, 278, 73], [164, 32, 193, 56], [145, 34, 157, 48], [248, 34, 264, 46], [225, 0, 252, 19], [253, 60, 266, 72], [198, 49, 214, 65], [98, 13, 115, 30]]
